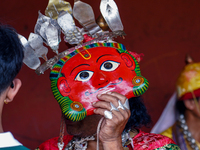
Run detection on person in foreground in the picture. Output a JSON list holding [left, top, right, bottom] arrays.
[[0, 25, 29, 150], [151, 56, 200, 150], [37, 42, 180, 150], [16, 1, 181, 149]]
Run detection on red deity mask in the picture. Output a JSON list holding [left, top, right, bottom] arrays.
[[50, 42, 148, 121]]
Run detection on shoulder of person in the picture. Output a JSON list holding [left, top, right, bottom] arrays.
[[132, 130, 180, 150], [0, 145, 30, 150]]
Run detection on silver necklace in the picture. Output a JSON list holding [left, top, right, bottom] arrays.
[[64, 136, 95, 150], [178, 114, 199, 150], [63, 129, 135, 150]]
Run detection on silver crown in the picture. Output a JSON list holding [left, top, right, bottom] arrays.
[[19, 0, 125, 75]]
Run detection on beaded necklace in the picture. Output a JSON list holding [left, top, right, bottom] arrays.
[[178, 114, 199, 150]]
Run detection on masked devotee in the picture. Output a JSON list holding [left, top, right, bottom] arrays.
[[151, 56, 200, 150], [0, 25, 29, 149], [35, 42, 181, 150], [18, 0, 180, 149]]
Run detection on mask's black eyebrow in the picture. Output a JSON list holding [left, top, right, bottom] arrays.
[[96, 54, 114, 63], [70, 64, 90, 75]]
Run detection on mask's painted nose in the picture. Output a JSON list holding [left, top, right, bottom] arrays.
[[92, 71, 109, 87]]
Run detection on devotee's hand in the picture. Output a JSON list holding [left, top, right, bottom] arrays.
[[93, 92, 130, 150]]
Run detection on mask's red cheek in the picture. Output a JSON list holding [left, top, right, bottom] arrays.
[[57, 77, 71, 96]]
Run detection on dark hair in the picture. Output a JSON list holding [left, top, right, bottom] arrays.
[[0, 24, 24, 94], [124, 96, 151, 130], [176, 97, 200, 114], [176, 100, 186, 115]]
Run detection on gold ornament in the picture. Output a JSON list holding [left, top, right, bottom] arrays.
[[96, 14, 109, 31], [45, 0, 72, 19], [132, 76, 144, 86], [70, 101, 83, 111], [4, 99, 8, 104]]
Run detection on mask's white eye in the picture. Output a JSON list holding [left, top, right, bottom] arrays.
[[100, 61, 120, 71], [75, 70, 94, 82]]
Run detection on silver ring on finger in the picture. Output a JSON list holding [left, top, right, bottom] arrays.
[[117, 100, 125, 110], [104, 110, 113, 119], [123, 98, 130, 110], [110, 102, 119, 111]]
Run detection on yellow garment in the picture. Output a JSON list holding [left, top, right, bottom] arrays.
[[160, 126, 173, 139], [161, 126, 200, 150]]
